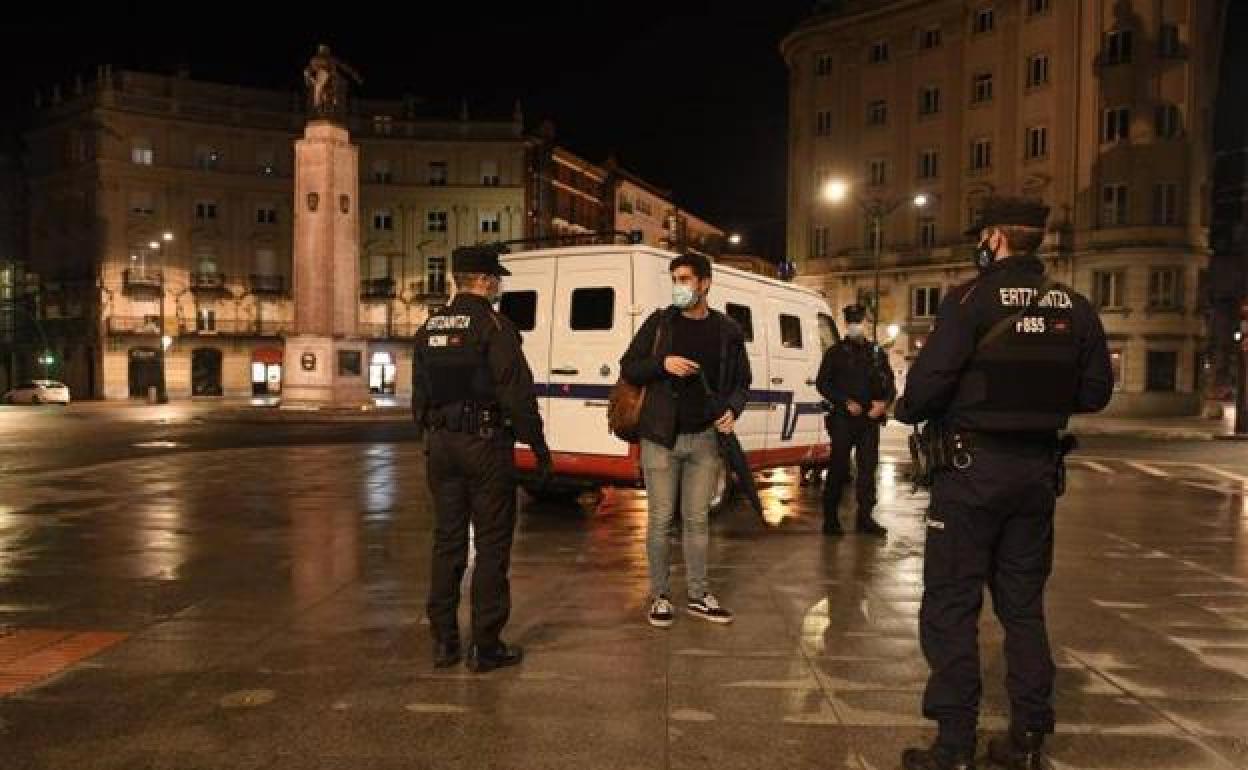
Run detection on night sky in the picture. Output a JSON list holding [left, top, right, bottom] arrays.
[[1, 5, 814, 258]]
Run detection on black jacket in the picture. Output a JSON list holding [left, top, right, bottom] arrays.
[[894, 256, 1113, 431], [411, 292, 547, 450], [620, 306, 752, 449], [816, 337, 896, 421]]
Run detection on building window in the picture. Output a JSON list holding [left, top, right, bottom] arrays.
[[373, 209, 394, 231], [812, 225, 829, 258], [1093, 269, 1126, 309], [920, 26, 942, 50], [815, 52, 834, 76], [1025, 126, 1048, 160], [864, 221, 883, 252], [481, 160, 500, 186], [970, 138, 993, 171], [426, 210, 448, 233], [570, 287, 614, 331], [425, 255, 447, 296], [1027, 54, 1050, 87], [194, 200, 218, 221], [972, 72, 994, 104], [1159, 23, 1181, 58], [1102, 107, 1130, 143], [1105, 29, 1134, 65], [866, 100, 888, 126], [919, 86, 941, 116], [129, 191, 155, 217], [479, 211, 502, 234], [1027, 0, 1051, 15], [967, 200, 984, 232], [913, 286, 941, 317], [919, 149, 940, 179], [1148, 267, 1182, 309], [372, 115, 394, 136], [816, 110, 833, 136], [868, 159, 887, 187], [131, 138, 153, 165], [1101, 184, 1129, 226], [1153, 183, 1180, 225], [1109, 347, 1125, 391], [195, 146, 223, 170], [779, 314, 803, 349], [428, 161, 448, 186], [1155, 104, 1183, 139], [255, 205, 277, 225], [918, 218, 938, 251], [869, 40, 889, 64], [1146, 350, 1178, 392], [973, 6, 995, 34], [195, 308, 216, 332], [371, 159, 393, 184]]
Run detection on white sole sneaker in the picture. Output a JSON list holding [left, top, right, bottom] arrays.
[[686, 607, 734, 624], [648, 615, 674, 629]]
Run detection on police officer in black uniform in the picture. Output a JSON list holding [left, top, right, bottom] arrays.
[[894, 197, 1113, 769], [815, 304, 895, 536], [412, 244, 553, 673]]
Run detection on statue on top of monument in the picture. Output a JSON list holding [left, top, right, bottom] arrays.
[[303, 44, 363, 121]]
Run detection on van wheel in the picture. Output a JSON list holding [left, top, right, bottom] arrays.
[[522, 482, 584, 505]]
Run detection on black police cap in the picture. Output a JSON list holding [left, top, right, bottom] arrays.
[[964, 195, 1050, 237], [843, 304, 866, 323], [451, 243, 511, 276]]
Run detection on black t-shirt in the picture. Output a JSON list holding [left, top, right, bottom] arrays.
[[670, 313, 722, 434]]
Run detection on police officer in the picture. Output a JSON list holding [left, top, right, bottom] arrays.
[[894, 197, 1113, 770], [815, 304, 895, 537], [412, 244, 553, 673]]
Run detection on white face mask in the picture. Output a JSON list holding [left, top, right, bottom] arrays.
[[846, 323, 865, 339], [672, 283, 700, 310]]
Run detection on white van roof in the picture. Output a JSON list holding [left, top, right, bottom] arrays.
[[501, 244, 827, 302]]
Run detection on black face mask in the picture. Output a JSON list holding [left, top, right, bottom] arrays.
[[974, 237, 997, 272]]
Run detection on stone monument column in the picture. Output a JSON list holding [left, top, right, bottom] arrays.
[[281, 45, 370, 407]]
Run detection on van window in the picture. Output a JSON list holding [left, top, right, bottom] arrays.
[[817, 313, 839, 351], [570, 287, 614, 331], [779, 314, 803, 349], [500, 290, 537, 331], [725, 303, 754, 342]]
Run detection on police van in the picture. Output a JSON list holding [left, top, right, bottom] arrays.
[[497, 242, 838, 501]]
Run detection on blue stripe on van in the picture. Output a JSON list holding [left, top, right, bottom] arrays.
[[534, 383, 825, 443]]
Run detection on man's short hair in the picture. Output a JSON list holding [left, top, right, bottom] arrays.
[[452, 272, 490, 289], [996, 225, 1045, 255], [669, 252, 712, 280]]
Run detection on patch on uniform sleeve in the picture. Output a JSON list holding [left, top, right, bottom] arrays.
[[428, 335, 448, 347], [448, 334, 465, 347], [1051, 318, 1071, 333], [426, 315, 472, 331]]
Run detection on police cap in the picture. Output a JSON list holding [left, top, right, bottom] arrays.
[[964, 195, 1050, 237], [843, 304, 866, 323], [452, 244, 511, 276]]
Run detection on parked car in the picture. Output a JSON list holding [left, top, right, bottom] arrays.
[[3, 380, 71, 405]]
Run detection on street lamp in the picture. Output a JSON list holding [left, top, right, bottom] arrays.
[[152, 233, 174, 404], [823, 179, 929, 341], [728, 233, 743, 247]]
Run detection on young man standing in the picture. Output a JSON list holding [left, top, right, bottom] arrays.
[[620, 253, 751, 628]]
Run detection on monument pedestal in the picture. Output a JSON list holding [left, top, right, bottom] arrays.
[[281, 119, 369, 408], [281, 335, 369, 408]]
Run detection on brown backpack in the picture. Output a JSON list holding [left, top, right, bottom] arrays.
[[607, 320, 664, 443]]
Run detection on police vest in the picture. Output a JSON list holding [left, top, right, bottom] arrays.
[[419, 306, 498, 407], [951, 279, 1081, 432]]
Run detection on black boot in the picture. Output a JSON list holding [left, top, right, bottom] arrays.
[[901, 742, 977, 770], [466, 642, 524, 673], [856, 514, 887, 537], [432, 638, 461, 668], [986, 731, 1045, 770], [822, 515, 844, 536]]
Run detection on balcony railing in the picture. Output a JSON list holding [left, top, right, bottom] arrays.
[[361, 277, 397, 300], [249, 274, 286, 294], [108, 316, 161, 334], [185, 319, 293, 336], [190, 271, 227, 291], [359, 322, 423, 339], [123, 268, 163, 290]]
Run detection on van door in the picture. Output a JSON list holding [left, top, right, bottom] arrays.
[[548, 251, 632, 457], [765, 299, 824, 451], [711, 286, 769, 454], [499, 256, 555, 432]]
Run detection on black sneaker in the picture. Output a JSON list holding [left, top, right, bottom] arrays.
[[856, 516, 888, 537], [986, 731, 1045, 770], [648, 594, 675, 628], [686, 593, 734, 624], [466, 642, 523, 673], [901, 743, 976, 770], [432, 639, 461, 668]]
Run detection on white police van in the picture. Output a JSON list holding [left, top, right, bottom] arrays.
[[497, 242, 838, 500]]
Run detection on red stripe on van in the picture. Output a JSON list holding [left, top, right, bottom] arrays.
[[514, 441, 829, 486]]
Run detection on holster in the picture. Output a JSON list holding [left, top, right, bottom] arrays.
[[909, 421, 965, 492], [1055, 433, 1078, 497]]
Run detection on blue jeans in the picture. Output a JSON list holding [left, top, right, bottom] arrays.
[[640, 428, 721, 599]]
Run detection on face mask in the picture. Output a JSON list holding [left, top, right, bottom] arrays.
[[974, 234, 998, 272], [845, 323, 865, 339], [672, 283, 700, 310], [486, 277, 502, 305]]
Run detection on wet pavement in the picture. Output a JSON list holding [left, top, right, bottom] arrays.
[[1, 431, 1247, 768]]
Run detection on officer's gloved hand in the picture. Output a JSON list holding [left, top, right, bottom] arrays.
[[534, 444, 554, 488]]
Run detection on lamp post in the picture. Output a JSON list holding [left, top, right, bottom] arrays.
[[822, 180, 928, 341], [153, 231, 174, 403]]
